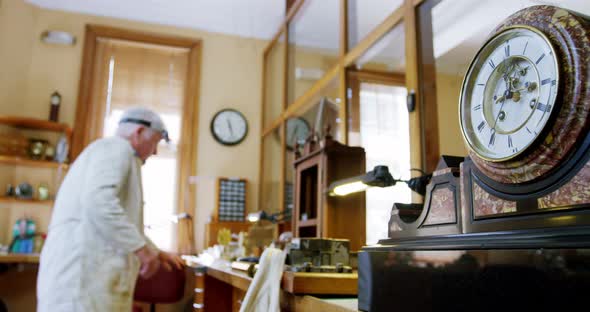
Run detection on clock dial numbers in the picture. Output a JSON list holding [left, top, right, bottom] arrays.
[[461, 27, 559, 161]]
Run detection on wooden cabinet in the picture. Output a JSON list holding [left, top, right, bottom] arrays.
[[0, 116, 71, 260], [292, 135, 366, 251]]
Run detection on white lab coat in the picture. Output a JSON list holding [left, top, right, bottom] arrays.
[[37, 136, 156, 312]]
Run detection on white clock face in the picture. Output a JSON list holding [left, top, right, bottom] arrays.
[[286, 117, 310, 149], [211, 109, 248, 145], [460, 27, 559, 161]]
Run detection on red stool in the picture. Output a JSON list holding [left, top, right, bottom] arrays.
[[133, 266, 186, 312]]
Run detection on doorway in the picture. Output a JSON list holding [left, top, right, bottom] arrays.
[[348, 72, 412, 245], [73, 25, 201, 253]]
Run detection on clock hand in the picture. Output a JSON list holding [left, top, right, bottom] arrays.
[[492, 93, 508, 132], [227, 119, 234, 137], [291, 125, 299, 146]]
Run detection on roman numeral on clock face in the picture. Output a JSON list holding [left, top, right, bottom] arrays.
[[537, 103, 552, 112], [477, 121, 485, 132], [489, 130, 496, 147], [488, 59, 496, 69]]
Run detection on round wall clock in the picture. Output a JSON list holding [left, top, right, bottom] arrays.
[[210, 108, 248, 146], [459, 5, 590, 194], [286, 117, 310, 150]]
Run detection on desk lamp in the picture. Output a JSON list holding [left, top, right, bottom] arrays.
[[327, 165, 432, 197]]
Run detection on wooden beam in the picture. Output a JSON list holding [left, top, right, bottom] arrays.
[[258, 51, 267, 214], [338, 0, 349, 144], [280, 23, 290, 213], [416, 0, 440, 173], [71, 25, 97, 159], [177, 41, 202, 254], [404, 0, 424, 177], [348, 69, 405, 85], [286, 0, 298, 13], [263, 0, 305, 56], [85, 24, 199, 48]]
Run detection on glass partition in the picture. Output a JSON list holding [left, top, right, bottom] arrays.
[[260, 128, 283, 214], [284, 135, 296, 219], [348, 21, 406, 146], [427, 0, 553, 157], [346, 20, 410, 244], [287, 0, 340, 106], [353, 21, 405, 73], [263, 32, 286, 131], [291, 74, 342, 144], [348, 0, 404, 50]]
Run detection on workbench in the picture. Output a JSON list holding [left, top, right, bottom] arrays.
[[189, 260, 359, 311]]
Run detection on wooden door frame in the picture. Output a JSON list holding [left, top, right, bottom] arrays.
[[73, 24, 201, 253]]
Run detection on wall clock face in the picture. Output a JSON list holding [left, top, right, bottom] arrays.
[[460, 27, 559, 162], [286, 117, 310, 150], [211, 109, 248, 146]]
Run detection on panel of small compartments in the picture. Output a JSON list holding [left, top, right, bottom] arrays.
[[218, 179, 246, 221]]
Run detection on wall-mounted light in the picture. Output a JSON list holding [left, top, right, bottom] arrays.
[[407, 89, 416, 112], [41, 30, 76, 45], [327, 165, 432, 197]]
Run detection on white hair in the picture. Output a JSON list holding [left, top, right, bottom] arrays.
[[116, 122, 155, 139]]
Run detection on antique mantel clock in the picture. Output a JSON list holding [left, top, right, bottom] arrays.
[[459, 5, 590, 232], [358, 6, 590, 312]]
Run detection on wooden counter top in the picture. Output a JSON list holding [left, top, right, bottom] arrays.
[[204, 261, 252, 292], [190, 260, 358, 295], [282, 271, 358, 295]]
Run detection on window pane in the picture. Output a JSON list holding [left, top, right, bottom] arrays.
[[359, 83, 411, 245], [353, 21, 405, 73], [260, 130, 283, 214], [290, 74, 341, 144], [288, 0, 340, 105], [99, 39, 187, 252], [264, 32, 286, 130], [348, 0, 404, 50]]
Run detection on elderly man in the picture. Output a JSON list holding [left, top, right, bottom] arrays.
[[37, 107, 184, 311]]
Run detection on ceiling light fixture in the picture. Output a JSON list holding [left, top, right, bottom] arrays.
[[41, 30, 76, 45]]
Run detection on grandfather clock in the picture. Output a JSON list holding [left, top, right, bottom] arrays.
[[292, 133, 366, 251]]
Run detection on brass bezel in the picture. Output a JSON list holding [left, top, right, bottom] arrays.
[[458, 25, 560, 162]]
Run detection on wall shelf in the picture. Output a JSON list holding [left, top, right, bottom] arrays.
[[0, 155, 68, 169], [0, 197, 54, 205], [0, 253, 40, 264], [0, 115, 72, 136]]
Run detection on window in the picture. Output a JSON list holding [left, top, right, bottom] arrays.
[[98, 40, 189, 251], [74, 26, 200, 253], [358, 83, 411, 244]]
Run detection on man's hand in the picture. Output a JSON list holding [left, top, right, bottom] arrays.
[[158, 251, 185, 271], [135, 245, 161, 279]]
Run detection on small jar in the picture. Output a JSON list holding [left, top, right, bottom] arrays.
[[37, 183, 50, 201]]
